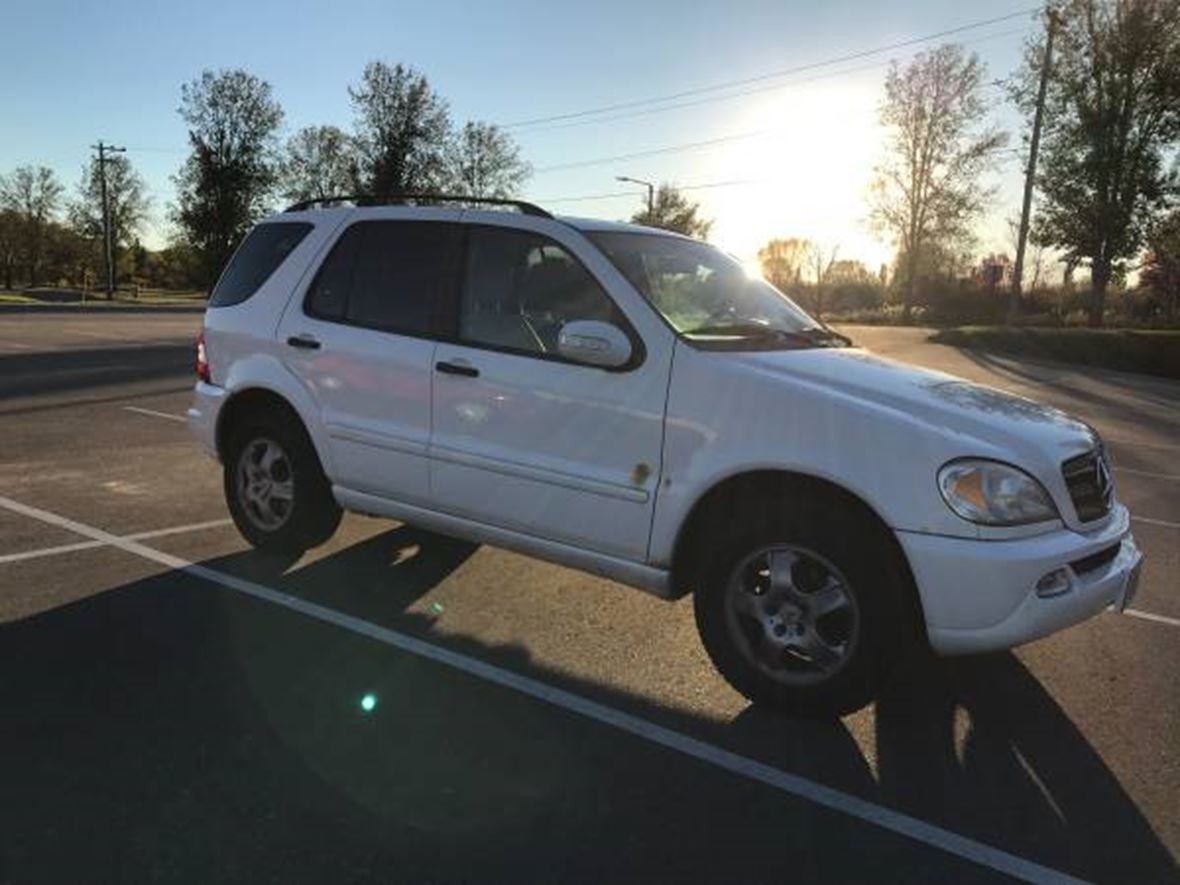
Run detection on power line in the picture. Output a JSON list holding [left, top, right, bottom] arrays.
[[532, 156, 1022, 206], [516, 27, 1025, 137], [504, 7, 1036, 130]]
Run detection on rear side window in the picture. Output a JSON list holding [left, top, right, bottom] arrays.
[[209, 222, 312, 307], [305, 221, 457, 336]]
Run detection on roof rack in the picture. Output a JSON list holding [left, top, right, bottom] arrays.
[[283, 193, 552, 218]]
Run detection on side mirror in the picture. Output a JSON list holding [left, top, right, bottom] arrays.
[[557, 320, 633, 369]]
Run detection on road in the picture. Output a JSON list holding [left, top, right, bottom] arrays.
[[0, 312, 1176, 884]]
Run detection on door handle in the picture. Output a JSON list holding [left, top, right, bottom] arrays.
[[435, 360, 479, 378], [287, 335, 321, 350]]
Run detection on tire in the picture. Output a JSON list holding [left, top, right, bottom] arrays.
[[694, 497, 917, 718], [223, 410, 342, 554]]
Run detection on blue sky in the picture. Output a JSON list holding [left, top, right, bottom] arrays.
[[1, 0, 1037, 264]]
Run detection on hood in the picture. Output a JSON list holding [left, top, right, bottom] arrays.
[[738, 347, 1099, 463]]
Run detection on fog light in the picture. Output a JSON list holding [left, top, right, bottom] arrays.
[[1036, 568, 1071, 598]]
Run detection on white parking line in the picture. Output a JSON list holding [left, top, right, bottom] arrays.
[[1133, 515, 1180, 530], [0, 517, 232, 565], [1116, 467, 1180, 481], [0, 493, 1083, 885], [1125, 608, 1180, 629], [1104, 436, 1180, 453], [122, 406, 186, 423]]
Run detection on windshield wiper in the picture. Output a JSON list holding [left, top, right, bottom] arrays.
[[684, 323, 852, 347], [683, 322, 791, 339]]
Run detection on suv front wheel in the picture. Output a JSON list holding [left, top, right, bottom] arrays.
[[223, 412, 342, 553], [695, 503, 915, 717]]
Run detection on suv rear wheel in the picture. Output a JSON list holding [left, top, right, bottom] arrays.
[[223, 412, 341, 553], [694, 501, 915, 718]]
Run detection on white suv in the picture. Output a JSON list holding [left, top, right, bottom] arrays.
[[189, 195, 1143, 716]]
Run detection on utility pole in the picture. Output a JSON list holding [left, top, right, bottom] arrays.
[[91, 140, 126, 299], [616, 176, 654, 221], [1010, 7, 1059, 323]]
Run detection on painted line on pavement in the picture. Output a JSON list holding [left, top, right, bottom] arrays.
[[1124, 608, 1180, 629], [1115, 467, 1180, 481], [1104, 436, 1180, 453], [0, 517, 232, 565], [122, 405, 187, 423], [0, 492, 1085, 885], [1132, 515, 1180, 530]]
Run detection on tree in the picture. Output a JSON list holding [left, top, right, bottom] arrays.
[[1142, 210, 1180, 322], [1015, 1, 1180, 326], [70, 154, 150, 292], [806, 242, 839, 318], [445, 121, 529, 198], [1, 166, 64, 288], [630, 184, 712, 239], [173, 69, 284, 286], [871, 44, 1007, 321], [349, 62, 451, 194], [758, 237, 810, 290], [0, 202, 18, 289], [281, 125, 357, 203]]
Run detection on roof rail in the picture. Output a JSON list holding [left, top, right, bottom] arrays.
[[283, 192, 552, 219]]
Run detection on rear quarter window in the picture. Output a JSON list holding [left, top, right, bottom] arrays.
[[209, 222, 313, 307]]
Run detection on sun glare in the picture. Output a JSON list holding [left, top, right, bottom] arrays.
[[700, 79, 893, 272]]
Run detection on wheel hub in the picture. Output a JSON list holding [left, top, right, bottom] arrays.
[[724, 545, 860, 686], [235, 438, 294, 532]]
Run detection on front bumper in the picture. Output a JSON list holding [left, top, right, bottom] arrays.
[[898, 504, 1142, 655], [186, 381, 228, 460]]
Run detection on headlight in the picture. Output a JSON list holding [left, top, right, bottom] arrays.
[[937, 459, 1059, 526]]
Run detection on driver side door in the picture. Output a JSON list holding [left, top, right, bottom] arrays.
[[428, 220, 673, 562]]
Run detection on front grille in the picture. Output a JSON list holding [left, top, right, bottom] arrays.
[[1062, 449, 1113, 523], [1070, 543, 1120, 575]]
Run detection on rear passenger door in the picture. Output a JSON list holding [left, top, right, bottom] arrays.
[[277, 208, 461, 505]]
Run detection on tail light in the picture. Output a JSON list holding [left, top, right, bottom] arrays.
[[196, 329, 211, 383]]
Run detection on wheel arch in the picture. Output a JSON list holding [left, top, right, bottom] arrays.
[[215, 386, 332, 478], [669, 469, 927, 640]]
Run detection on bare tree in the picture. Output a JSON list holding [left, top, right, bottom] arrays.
[[281, 125, 357, 202], [806, 242, 840, 318], [445, 121, 530, 198], [871, 44, 1007, 321], [70, 154, 150, 289], [1, 166, 64, 287]]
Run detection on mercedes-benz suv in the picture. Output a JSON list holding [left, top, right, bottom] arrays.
[[188, 194, 1143, 717]]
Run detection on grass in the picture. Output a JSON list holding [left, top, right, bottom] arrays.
[[1, 287, 206, 308], [929, 326, 1180, 380]]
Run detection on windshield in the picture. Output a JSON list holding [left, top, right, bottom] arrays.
[[588, 230, 844, 347]]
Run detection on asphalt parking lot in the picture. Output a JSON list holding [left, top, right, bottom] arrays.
[[1, 311, 1177, 884]]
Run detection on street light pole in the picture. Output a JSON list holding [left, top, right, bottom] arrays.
[[1010, 7, 1059, 323], [616, 176, 654, 220], [91, 140, 126, 299]]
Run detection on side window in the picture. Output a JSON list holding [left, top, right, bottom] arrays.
[[210, 222, 312, 307], [460, 227, 618, 356], [305, 224, 363, 320], [304, 221, 456, 335]]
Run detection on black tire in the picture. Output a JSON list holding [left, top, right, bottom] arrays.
[[223, 410, 342, 554], [694, 497, 917, 718]]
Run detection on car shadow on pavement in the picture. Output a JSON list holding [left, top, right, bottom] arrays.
[[1, 528, 1175, 884], [0, 343, 193, 402], [953, 347, 1180, 442]]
